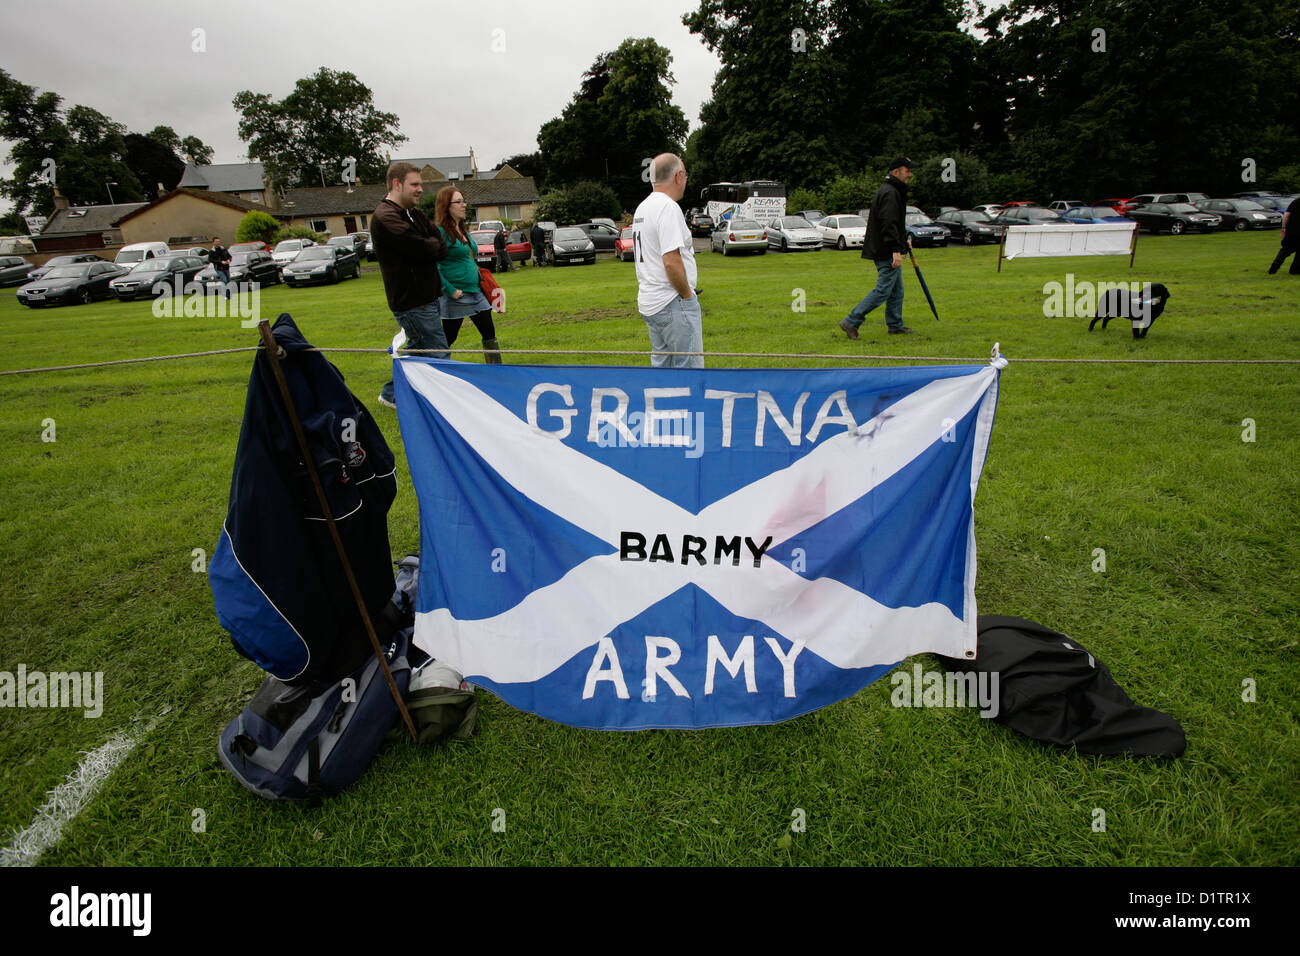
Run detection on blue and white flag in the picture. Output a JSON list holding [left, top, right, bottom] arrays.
[[394, 356, 1002, 730]]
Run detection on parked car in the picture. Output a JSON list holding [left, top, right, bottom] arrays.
[[994, 206, 1070, 227], [570, 221, 620, 252], [16, 261, 127, 307], [687, 209, 714, 236], [547, 226, 596, 266], [999, 200, 1039, 208], [26, 253, 109, 282], [109, 254, 207, 300], [818, 214, 867, 250], [1234, 190, 1282, 199], [475, 219, 506, 234], [935, 210, 1005, 245], [1129, 192, 1209, 207], [793, 209, 826, 225], [616, 226, 635, 262], [1127, 202, 1220, 234], [905, 210, 949, 246], [588, 218, 618, 231], [766, 216, 822, 252], [972, 203, 1003, 217], [229, 241, 269, 255], [1060, 205, 1133, 224], [327, 234, 369, 262], [195, 250, 282, 291], [348, 232, 375, 261], [710, 219, 768, 255], [271, 238, 315, 268], [1241, 195, 1296, 213], [1194, 198, 1283, 231], [1048, 200, 1086, 212], [1092, 198, 1137, 216], [0, 255, 37, 286], [468, 229, 532, 270], [281, 245, 360, 285], [185, 247, 212, 262], [113, 241, 170, 268]]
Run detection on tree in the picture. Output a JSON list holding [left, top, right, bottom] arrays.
[[533, 182, 622, 224], [978, 0, 1300, 197], [537, 38, 688, 210], [123, 133, 184, 201], [0, 69, 72, 217], [233, 68, 407, 190], [236, 210, 281, 244], [180, 135, 213, 165], [497, 152, 544, 189]]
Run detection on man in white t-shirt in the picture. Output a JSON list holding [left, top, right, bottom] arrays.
[[632, 153, 702, 368]]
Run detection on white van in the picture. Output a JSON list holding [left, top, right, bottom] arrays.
[[114, 241, 170, 267]]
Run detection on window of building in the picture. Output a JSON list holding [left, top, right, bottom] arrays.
[[249, 192, 262, 203], [502, 205, 521, 220], [344, 216, 357, 234], [310, 219, 328, 233], [359, 214, 368, 229]]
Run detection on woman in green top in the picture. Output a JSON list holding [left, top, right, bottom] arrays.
[[433, 186, 502, 363]]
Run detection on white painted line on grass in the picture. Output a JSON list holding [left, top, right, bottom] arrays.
[[1, 729, 139, 867]]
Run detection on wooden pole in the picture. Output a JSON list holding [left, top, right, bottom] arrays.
[[256, 320, 418, 742]]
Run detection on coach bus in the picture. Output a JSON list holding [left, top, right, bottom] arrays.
[[699, 181, 786, 226]]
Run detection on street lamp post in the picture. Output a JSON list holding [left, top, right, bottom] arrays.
[[106, 181, 118, 204]]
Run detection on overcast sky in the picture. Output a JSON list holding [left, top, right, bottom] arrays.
[[1, 0, 723, 213]]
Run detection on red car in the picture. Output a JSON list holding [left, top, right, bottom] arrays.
[[616, 226, 635, 262], [469, 230, 532, 272], [999, 200, 1038, 208], [1092, 198, 1137, 216]]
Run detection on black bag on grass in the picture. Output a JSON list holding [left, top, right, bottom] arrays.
[[935, 615, 1186, 758], [218, 627, 413, 802]]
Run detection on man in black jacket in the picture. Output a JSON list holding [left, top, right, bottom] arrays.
[[840, 157, 916, 337], [530, 222, 546, 266], [1267, 196, 1299, 274], [372, 162, 448, 409], [210, 236, 232, 300]]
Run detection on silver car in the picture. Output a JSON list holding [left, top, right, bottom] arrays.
[[710, 218, 768, 256], [766, 216, 823, 252]]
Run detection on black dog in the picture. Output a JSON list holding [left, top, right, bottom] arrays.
[[1089, 282, 1171, 339]]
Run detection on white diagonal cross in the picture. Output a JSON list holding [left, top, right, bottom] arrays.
[[402, 362, 998, 683]]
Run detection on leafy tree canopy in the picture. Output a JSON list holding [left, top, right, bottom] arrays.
[[233, 68, 407, 190]]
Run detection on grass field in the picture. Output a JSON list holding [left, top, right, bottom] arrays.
[[1, 231, 1297, 866]]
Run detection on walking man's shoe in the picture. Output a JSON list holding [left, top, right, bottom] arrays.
[[888, 326, 915, 335], [839, 318, 859, 340], [377, 394, 397, 409]]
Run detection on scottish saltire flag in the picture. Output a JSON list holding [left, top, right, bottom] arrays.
[[394, 356, 1003, 730]]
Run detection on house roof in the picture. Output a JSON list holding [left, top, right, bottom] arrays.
[[396, 155, 476, 179], [112, 187, 284, 227], [280, 177, 540, 217], [177, 162, 267, 192], [42, 202, 149, 235]]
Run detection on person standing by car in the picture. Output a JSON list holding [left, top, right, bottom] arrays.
[[372, 162, 449, 409], [434, 186, 503, 364], [632, 153, 702, 368], [530, 221, 546, 266], [1267, 196, 1300, 275], [839, 157, 916, 338], [493, 227, 516, 272], [209, 236, 232, 300]]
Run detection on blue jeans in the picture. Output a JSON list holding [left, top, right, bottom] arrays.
[[641, 294, 703, 368], [845, 258, 904, 330], [214, 267, 231, 299], [381, 300, 449, 403]]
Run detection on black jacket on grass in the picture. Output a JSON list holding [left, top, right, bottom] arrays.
[[210, 314, 398, 686], [936, 615, 1186, 758]]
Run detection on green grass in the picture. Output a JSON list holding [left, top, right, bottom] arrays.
[[1, 233, 1297, 866]]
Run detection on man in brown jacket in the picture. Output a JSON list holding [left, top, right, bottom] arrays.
[[374, 161, 448, 408]]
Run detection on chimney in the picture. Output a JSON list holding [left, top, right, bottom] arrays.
[[52, 188, 70, 213]]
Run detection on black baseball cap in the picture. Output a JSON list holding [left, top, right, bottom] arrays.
[[888, 156, 917, 170]]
